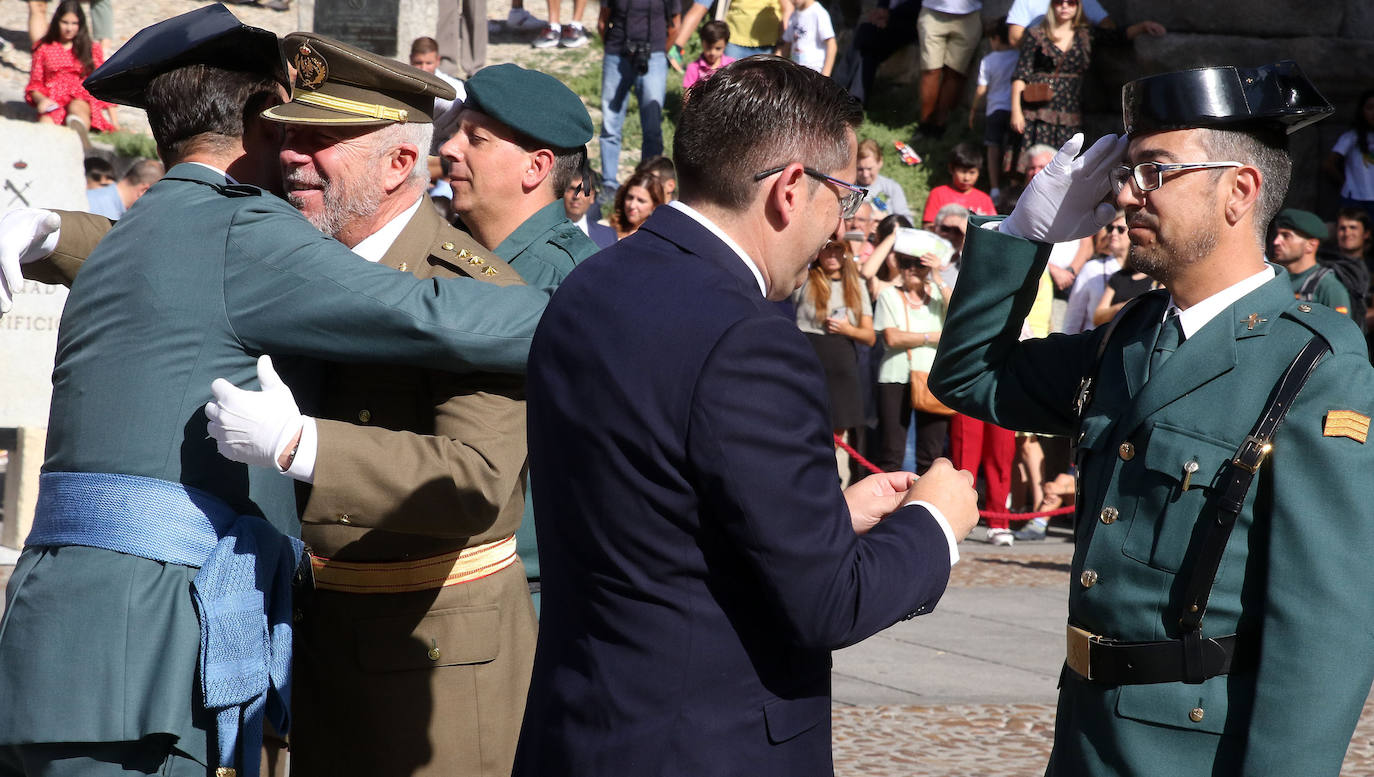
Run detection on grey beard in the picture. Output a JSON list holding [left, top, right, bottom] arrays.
[[286, 173, 384, 240]]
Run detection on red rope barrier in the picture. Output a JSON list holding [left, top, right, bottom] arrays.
[[833, 434, 884, 475], [832, 435, 1077, 521]]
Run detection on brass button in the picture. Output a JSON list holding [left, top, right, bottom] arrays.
[[1099, 506, 1119, 525], [1080, 569, 1099, 588], [1118, 441, 1135, 461], [358, 409, 371, 423], [338, 513, 351, 524], [1298, 303, 1312, 313], [217, 769, 238, 777], [397, 262, 408, 272], [441, 241, 455, 251], [1189, 707, 1205, 722], [427, 647, 441, 661]]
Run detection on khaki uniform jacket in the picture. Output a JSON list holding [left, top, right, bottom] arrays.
[[289, 201, 539, 777]]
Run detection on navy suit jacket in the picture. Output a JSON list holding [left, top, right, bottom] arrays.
[[514, 206, 954, 777], [586, 219, 617, 249]]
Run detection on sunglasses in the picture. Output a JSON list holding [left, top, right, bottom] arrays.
[[1051, 0, 1079, 6], [897, 257, 924, 270], [1104, 225, 1127, 234], [935, 224, 965, 237]]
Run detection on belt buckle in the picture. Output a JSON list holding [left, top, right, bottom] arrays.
[[1232, 434, 1272, 473], [1066, 625, 1096, 680]]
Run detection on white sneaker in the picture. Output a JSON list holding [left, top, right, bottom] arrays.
[[987, 528, 1015, 547], [506, 7, 546, 30]]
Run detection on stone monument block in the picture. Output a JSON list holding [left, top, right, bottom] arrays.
[[1, 118, 86, 549], [302, 0, 437, 62]]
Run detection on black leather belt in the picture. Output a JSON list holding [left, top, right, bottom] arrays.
[[1066, 625, 1240, 685]]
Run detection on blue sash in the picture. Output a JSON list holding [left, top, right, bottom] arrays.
[[29, 471, 304, 777]]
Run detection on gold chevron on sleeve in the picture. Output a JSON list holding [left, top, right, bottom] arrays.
[[1323, 410, 1370, 443]]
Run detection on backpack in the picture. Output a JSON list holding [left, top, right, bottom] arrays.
[[1298, 251, 1369, 332]]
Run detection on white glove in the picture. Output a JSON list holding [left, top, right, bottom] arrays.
[[999, 133, 1129, 244], [205, 355, 306, 471], [0, 208, 61, 315]]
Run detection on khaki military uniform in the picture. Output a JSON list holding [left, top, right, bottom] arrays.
[[288, 201, 538, 777]]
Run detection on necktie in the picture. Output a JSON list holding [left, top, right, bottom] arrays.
[[1149, 310, 1184, 378]]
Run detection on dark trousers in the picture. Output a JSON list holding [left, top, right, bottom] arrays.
[[832, 0, 922, 105], [875, 382, 949, 474]]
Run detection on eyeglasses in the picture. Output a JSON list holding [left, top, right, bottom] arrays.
[[754, 166, 870, 219], [935, 224, 965, 237], [1110, 161, 1242, 196], [1103, 224, 1127, 234]]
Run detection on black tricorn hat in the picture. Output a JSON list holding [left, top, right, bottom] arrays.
[[1122, 61, 1333, 137], [84, 5, 290, 109]]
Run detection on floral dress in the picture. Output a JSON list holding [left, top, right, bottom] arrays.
[[1013, 24, 1122, 168], [26, 41, 115, 131]]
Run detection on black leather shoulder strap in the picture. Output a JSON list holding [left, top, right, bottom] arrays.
[[1175, 334, 1331, 681]]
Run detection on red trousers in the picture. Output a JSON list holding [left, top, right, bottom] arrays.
[[948, 414, 1015, 529]]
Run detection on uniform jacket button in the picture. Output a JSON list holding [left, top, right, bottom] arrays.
[[1190, 707, 1205, 722], [358, 409, 371, 423], [1080, 569, 1099, 588], [1100, 507, 1119, 524], [338, 513, 351, 524], [428, 647, 442, 661], [1118, 442, 1135, 461]]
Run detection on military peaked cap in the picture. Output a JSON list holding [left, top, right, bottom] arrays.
[[1122, 61, 1333, 137], [463, 63, 593, 150], [84, 5, 289, 109], [262, 32, 454, 126]]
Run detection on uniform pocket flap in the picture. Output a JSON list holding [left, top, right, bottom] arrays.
[[762, 695, 829, 744], [1143, 423, 1235, 489], [355, 604, 500, 672], [1116, 677, 1230, 735]]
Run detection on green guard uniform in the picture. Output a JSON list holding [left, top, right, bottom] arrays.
[[931, 219, 1374, 776]]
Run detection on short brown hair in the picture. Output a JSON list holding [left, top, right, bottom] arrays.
[[857, 138, 882, 161], [674, 56, 863, 211], [410, 36, 439, 57]]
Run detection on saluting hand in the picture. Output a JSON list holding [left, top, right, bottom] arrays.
[[999, 132, 1126, 244], [205, 355, 306, 472]]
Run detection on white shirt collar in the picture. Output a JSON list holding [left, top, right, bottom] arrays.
[[1168, 263, 1276, 339], [668, 201, 767, 296], [571, 213, 591, 237], [187, 162, 238, 184], [352, 197, 425, 263]]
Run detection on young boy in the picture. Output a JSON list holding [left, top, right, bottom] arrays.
[[682, 20, 734, 91], [781, 0, 836, 76], [409, 37, 466, 116], [968, 20, 1017, 201], [921, 142, 996, 226]]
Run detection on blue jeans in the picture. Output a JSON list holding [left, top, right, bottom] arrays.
[[725, 42, 773, 59], [600, 50, 667, 195]]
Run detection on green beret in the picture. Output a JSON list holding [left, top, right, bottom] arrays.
[[1274, 208, 1328, 240], [262, 32, 454, 126], [463, 63, 593, 149]]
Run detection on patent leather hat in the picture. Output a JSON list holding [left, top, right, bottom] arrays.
[[1122, 61, 1333, 136], [85, 5, 290, 109]]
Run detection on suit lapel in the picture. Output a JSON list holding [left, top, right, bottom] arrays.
[[379, 201, 440, 275], [1118, 274, 1291, 434]]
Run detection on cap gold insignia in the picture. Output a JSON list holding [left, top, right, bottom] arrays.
[[1324, 410, 1370, 443], [441, 242, 455, 251], [295, 45, 328, 91]]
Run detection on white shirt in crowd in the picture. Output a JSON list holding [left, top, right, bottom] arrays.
[[1331, 130, 1374, 202], [977, 49, 1018, 115], [783, 3, 835, 73], [923, 0, 981, 14]]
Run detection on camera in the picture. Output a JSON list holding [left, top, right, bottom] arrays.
[[626, 41, 652, 76]]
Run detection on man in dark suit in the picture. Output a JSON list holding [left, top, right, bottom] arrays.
[[564, 168, 617, 249], [513, 56, 980, 777]]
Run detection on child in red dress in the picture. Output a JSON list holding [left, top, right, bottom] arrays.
[[26, 1, 118, 146]]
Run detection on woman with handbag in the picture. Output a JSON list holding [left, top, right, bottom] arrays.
[[871, 249, 950, 475], [1008, 0, 1163, 171]]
